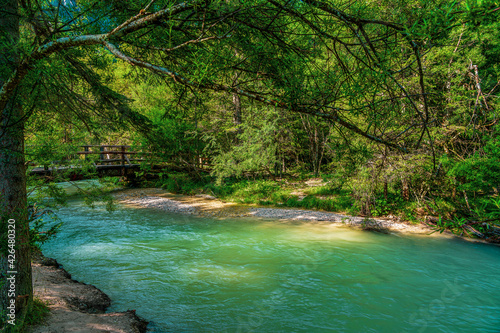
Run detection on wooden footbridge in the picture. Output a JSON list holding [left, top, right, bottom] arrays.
[[29, 145, 150, 179]]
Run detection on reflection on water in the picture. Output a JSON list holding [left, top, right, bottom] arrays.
[[43, 201, 500, 333]]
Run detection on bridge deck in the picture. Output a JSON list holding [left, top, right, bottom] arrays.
[[30, 164, 142, 176]]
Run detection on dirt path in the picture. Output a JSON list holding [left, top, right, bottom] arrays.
[[29, 252, 147, 333]]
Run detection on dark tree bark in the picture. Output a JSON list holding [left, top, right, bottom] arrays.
[[233, 91, 242, 132], [402, 179, 410, 201], [232, 73, 242, 135], [0, 0, 32, 328], [384, 181, 388, 201]]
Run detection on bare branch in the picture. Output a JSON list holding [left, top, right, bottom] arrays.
[[109, 1, 199, 39], [149, 34, 231, 53]]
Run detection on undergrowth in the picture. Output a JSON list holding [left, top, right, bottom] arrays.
[[2, 298, 51, 332], [153, 172, 418, 218], [25, 298, 50, 328]]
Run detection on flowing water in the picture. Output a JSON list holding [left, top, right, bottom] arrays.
[[42, 200, 500, 333]]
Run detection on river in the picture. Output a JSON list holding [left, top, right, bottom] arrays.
[[42, 199, 500, 332]]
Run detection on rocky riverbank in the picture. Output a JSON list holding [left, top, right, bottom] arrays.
[[30, 251, 148, 333]]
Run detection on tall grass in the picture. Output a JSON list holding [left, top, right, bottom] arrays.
[[155, 174, 359, 213]]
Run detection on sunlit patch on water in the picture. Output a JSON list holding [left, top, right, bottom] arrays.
[[284, 225, 375, 243], [180, 263, 262, 284], [43, 202, 500, 333], [70, 242, 134, 258]]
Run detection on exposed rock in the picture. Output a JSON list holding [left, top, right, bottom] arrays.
[[30, 253, 148, 333], [40, 257, 59, 267]]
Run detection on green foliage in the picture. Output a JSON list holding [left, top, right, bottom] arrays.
[[208, 108, 280, 183], [159, 173, 210, 195], [1, 298, 50, 332], [449, 134, 500, 193], [28, 203, 62, 249], [305, 185, 342, 196], [371, 198, 391, 217], [225, 180, 282, 204], [24, 298, 50, 329]]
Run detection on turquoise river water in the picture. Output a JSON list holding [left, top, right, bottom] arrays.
[[42, 200, 500, 332]]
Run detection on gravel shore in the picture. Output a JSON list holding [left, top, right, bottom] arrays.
[[119, 195, 198, 214], [114, 188, 434, 234]]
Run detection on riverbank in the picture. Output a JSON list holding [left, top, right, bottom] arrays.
[[30, 251, 148, 333], [113, 188, 435, 235]]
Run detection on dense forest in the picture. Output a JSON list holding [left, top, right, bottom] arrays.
[[1, 0, 500, 329]]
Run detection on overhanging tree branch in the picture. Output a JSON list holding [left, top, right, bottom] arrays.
[[0, 0, 204, 111], [2, 0, 416, 153], [103, 40, 407, 151]]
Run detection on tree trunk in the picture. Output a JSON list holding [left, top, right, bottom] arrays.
[[232, 78, 242, 134], [0, 0, 32, 328], [402, 178, 410, 201]]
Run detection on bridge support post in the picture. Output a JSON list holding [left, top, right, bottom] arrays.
[[121, 145, 126, 179]]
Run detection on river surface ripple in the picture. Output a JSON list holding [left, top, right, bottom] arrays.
[[42, 201, 500, 333]]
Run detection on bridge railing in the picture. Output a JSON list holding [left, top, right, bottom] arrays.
[[77, 145, 143, 163], [76, 145, 149, 176], [29, 144, 150, 178]]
